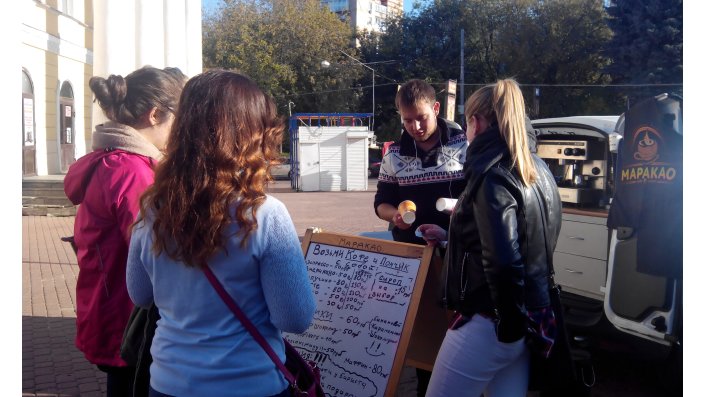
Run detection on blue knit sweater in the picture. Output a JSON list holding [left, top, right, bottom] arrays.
[[126, 196, 316, 396]]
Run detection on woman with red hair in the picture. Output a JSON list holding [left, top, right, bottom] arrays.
[[127, 69, 315, 397]]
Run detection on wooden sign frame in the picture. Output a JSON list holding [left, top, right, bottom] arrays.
[[298, 228, 435, 397]]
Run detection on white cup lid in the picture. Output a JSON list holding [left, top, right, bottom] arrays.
[[436, 198, 457, 212], [401, 211, 416, 224]]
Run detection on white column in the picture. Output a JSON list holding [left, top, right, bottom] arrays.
[[164, 0, 187, 70], [92, 0, 136, 78], [92, 0, 137, 127], [136, 0, 165, 68], [185, 0, 203, 76], [92, 0, 107, 83]]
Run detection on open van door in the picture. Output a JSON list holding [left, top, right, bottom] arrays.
[[604, 93, 682, 348]]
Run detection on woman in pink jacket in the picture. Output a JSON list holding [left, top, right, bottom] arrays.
[[64, 66, 186, 397]]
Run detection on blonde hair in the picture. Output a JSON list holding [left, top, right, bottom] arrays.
[[465, 79, 536, 185]]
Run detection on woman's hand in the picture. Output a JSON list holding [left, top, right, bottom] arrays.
[[416, 224, 447, 246]]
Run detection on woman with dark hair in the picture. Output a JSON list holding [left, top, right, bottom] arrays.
[[64, 65, 187, 396], [126, 69, 316, 397], [417, 79, 562, 396]]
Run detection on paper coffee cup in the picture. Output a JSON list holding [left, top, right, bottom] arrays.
[[398, 200, 417, 225], [436, 198, 458, 214]]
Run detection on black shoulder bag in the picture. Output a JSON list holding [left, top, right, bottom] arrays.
[[120, 303, 159, 397], [527, 183, 593, 396]]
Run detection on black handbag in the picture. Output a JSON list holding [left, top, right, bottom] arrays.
[[527, 184, 594, 395], [120, 303, 160, 397], [527, 283, 586, 394]]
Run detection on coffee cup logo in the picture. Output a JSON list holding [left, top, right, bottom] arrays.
[[633, 127, 660, 162], [621, 125, 677, 184]]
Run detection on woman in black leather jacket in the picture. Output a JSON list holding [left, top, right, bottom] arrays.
[[418, 79, 561, 397]]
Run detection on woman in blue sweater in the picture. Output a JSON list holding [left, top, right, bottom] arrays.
[[126, 69, 316, 397]]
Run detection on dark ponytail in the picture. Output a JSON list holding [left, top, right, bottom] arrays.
[[89, 65, 187, 128]]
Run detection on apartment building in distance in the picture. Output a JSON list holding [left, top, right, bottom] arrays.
[[321, 0, 403, 33]]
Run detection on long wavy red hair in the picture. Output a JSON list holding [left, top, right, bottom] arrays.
[[138, 69, 284, 267]]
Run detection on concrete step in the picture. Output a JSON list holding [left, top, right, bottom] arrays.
[[22, 180, 65, 189], [23, 179, 68, 200], [23, 196, 74, 206], [22, 204, 76, 217], [22, 177, 75, 216], [22, 186, 69, 197]]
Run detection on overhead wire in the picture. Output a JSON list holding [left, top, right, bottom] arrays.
[[275, 81, 682, 101]]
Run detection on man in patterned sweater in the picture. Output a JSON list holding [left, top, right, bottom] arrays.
[[374, 79, 467, 246], [374, 79, 467, 395]]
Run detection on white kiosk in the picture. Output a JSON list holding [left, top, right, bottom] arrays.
[[289, 113, 374, 192]]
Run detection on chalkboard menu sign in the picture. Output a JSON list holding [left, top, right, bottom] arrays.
[[284, 229, 434, 397]]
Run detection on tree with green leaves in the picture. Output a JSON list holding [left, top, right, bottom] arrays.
[[358, 0, 615, 139], [203, 0, 363, 118], [357, 0, 473, 141], [494, 0, 615, 116], [603, 0, 682, 103], [202, 0, 678, 144]]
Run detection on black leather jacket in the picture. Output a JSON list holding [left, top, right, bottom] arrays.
[[441, 126, 562, 342]]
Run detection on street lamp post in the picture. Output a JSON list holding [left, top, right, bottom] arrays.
[[322, 50, 377, 131]]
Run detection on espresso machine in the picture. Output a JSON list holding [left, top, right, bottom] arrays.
[[536, 139, 609, 207]]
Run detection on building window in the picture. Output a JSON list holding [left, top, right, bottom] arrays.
[[22, 70, 33, 96], [22, 70, 35, 147], [59, 82, 74, 145], [22, 68, 37, 175], [60, 0, 74, 16], [59, 81, 76, 172], [60, 81, 73, 99]]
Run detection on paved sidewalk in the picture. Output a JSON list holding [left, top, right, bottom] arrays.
[[22, 216, 107, 396], [22, 179, 419, 396]]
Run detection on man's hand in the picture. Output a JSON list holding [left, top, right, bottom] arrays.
[[415, 224, 447, 246], [376, 203, 413, 230], [391, 212, 413, 230]]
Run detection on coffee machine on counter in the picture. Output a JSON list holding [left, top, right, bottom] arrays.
[[536, 139, 609, 207]]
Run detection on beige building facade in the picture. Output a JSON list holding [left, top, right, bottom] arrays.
[[21, 0, 203, 177]]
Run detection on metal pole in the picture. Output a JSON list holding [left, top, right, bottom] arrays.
[[533, 88, 540, 117], [459, 29, 465, 121], [285, 101, 294, 153], [338, 50, 376, 131], [372, 70, 375, 131]]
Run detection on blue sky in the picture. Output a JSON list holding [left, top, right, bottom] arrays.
[[202, 0, 426, 14]]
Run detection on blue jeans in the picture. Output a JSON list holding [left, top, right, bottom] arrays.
[[426, 314, 530, 397], [149, 385, 291, 397]]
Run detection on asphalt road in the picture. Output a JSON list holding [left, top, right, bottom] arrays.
[[583, 329, 681, 396]]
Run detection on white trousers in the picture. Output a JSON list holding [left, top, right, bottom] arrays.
[[425, 314, 530, 397]]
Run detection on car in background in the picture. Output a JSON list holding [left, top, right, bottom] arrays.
[[271, 157, 291, 180], [369, 146, 383, 178], [368, 160, 381, 177]]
